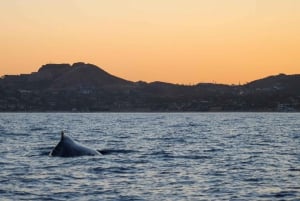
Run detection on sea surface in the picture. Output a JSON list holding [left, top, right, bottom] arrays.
[[0, 113, 299, 200]]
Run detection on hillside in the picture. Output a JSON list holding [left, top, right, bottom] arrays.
[[0, 63, 299, 112], [0, 62, 132, 90], [245, 73, 300, 94]]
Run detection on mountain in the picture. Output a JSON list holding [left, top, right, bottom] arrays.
[[0, 63, 299, 111], [1, 62, 132, 90], [245, 73, 300, 95]]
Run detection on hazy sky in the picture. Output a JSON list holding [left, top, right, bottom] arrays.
[[1, 0, 299, 84]]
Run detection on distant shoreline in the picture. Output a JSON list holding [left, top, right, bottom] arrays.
[[1, 63, 299, 112], [1, 110, 299, 113]]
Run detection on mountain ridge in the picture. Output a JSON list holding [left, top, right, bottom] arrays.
[[1, 62, 299, 88], [0, 62, 299, 112]]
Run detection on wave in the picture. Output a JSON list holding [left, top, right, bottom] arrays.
[[97, 149, 137, 155]]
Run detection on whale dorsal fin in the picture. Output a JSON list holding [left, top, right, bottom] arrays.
[[61, 131, 64, 139]]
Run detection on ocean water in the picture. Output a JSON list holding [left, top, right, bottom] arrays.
[[0, 113, 299, 201]]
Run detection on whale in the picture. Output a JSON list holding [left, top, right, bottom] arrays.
[[49, 131, 101, 157]]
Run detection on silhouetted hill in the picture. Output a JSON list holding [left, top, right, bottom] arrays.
[[0, 63, 299, 111], [1, 62, 132, 90], [245, 73, 300, 95], [49, 62, 132, 89]]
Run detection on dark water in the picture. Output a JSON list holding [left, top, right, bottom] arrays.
[[0, 113, 299, 200]]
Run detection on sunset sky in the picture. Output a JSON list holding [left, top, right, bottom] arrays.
[[0, 0, 299, 84]]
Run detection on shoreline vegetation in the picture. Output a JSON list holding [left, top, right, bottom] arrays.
[[1, 62, 299, 112]]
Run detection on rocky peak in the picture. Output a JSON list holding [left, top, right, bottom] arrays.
[[38, 63, 71, 72]]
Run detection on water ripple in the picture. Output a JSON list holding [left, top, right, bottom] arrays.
[[0, 113, 299, 200]]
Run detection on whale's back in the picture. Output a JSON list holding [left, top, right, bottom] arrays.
[[50, 134, 100, 157]]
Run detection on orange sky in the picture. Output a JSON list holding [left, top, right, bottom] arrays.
[[0, 0, 299, 84]]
